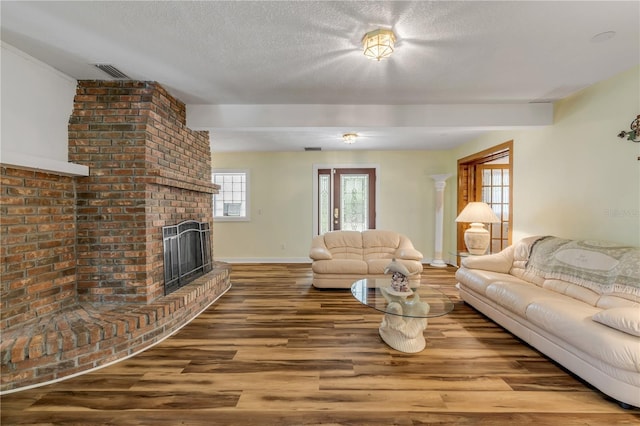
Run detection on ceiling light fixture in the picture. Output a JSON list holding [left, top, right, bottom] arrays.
[[362, 29, 396, 61], [343, 133, 358, 144]]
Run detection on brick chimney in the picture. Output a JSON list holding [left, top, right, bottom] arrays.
[[69, 81, 218, 304]]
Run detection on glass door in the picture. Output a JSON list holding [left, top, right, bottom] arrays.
[[317, 168, 376, 234], [457, 141, 512, 256], [476, 165, 510, 253]]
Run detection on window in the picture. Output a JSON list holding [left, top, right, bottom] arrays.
[[212, 169, 249, 221]]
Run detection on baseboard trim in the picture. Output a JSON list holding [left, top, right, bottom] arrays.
[[216, 257, 457, 266], [215, 257, 311, 263]]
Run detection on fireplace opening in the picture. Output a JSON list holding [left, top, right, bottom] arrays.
[[163, 220, 212, 295]]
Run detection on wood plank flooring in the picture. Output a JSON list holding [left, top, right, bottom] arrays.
[[2, 264, 639, 425]]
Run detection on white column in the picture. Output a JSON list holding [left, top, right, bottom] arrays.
[[429, 174, 451, 267]]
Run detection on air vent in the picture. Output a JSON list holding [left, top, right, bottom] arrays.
[[93, 64, 131, 79], [304, 147, 322, 151]]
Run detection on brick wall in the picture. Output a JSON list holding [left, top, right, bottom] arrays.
[[0, 168, 77, 331], [69, 81, 217, 304], [1, 81, 227, 392]]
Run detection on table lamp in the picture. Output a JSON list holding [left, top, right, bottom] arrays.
[[455, 202, 501, 255]]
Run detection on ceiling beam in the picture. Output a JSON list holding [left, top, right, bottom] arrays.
[[186, 103, 553, 130]]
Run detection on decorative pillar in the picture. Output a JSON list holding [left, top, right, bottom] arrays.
[[429, 174, 451, 267]]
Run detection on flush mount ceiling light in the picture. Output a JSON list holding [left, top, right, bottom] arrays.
[[343, 133, 358, 144], [362, 29, 396, 61]]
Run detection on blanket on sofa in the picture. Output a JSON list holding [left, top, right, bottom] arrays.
[[526, 236, 640, 299]]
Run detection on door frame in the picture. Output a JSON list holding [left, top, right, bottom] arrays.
[[456, 141, 513, 253], [312, 163, 380, 237]]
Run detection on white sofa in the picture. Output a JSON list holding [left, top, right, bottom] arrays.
[[456, 235, 640, 408], [309, 230, 423, 289]]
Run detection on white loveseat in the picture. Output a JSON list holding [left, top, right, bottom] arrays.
[[456, 235, 640, 408], [309, 230, 423, 289]]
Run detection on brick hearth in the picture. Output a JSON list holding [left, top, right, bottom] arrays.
[[0, 81, 229, 392]]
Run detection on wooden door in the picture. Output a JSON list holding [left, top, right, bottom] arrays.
[[317, 168, 376, 234]]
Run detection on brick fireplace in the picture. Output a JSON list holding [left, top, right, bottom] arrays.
[[69, 80, 220, 303], [0, 81, 230, 392]]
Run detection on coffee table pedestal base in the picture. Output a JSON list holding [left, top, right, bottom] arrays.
[[378, 309, 428, 353], [351, 279, 453, 354]]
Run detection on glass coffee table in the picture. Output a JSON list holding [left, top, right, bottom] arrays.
[[351, 278, 454, 353]]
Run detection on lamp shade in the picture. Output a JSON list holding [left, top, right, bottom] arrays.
[[455, 202, 500, 255], [455, 202, 500, 224], [342, 133, 358, 144]]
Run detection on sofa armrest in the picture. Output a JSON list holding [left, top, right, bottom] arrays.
[[395, 235, 423, 261], [461, 245, 515, 273], [309, 247, 332, 260], [309, 235, 332, 260], [395, 247, 423, 261]]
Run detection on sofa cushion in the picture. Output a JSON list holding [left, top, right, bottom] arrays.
[[485, 281, 558, 316], [525, 298, 640, 372], [362, 230, 399, 259], [455, 269, 524, 296], [592, 307, 640, 337], [311, 259, 368, 274], [542, 279, 600, 306], [324, 230, 363, 259], [597, 295, 640, 309]]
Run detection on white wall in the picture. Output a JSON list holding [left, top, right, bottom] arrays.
[[452, 65, 640, 247], [214, 66, 640, 263], [0, 43, 87, 175], [211, 150, 456, 262]]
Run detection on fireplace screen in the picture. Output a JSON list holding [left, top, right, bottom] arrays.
[[162, 220, 212, 295]]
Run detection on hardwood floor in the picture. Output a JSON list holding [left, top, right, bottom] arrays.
[[2, 264, 638, 425]]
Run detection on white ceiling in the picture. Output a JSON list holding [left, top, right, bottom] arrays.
[[1, 1, 638, 152]]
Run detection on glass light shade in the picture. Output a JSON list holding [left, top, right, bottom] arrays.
[[362, 29, 396, 61], [343, 133, 358, 144]]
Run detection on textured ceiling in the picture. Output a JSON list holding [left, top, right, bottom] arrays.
[[1, 1, 638, 152]]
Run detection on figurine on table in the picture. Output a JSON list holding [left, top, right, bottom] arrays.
[[383, 258, 414, 294]]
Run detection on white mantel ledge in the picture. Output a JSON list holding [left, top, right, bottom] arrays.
[[1, 151, 89, 177]]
